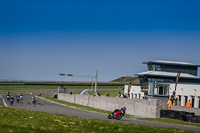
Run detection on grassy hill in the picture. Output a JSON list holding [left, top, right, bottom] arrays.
[[109, 77, 140, 84]]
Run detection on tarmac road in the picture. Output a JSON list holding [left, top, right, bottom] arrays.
[[1, 95, 200, 132]]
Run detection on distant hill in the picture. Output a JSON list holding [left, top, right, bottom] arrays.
[[109, 77, 140, 84]]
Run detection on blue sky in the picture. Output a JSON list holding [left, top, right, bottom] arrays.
[[0, 0, 200, 82]]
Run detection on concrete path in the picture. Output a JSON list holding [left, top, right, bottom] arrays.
[[1, 95, 200, 132]]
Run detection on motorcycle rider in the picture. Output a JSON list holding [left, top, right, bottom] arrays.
[[32, 96, 36, 105], [114, 107, 126, 114], [10, 96, 14, 105], [16, 94, 20, 102], [121, 107, 126, 114], [20, 94, 23, 101], [6, 93, 10, 101], [108, 107, 126, 120]]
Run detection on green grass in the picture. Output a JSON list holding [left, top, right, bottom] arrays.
[[0, 85, 58, 90], [0, 106, 195, 133], [0, 85, 122, 90], [42, 96, 200, 128], [73, 90, 122, 97], [140, 117, 200, 128]]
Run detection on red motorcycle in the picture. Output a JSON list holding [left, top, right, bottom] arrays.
[[108, 107, 126, 120]]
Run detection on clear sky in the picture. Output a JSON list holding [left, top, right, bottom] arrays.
[[0, 0, 200, 82]]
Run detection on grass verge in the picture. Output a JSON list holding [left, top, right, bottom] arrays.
[[73, 90, 122, 97], [0, 85, 122, 90], [0, 106, 195, 133]]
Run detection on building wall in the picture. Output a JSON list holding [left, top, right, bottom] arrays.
[[124, 85, 145, 99], [126, 83, 200, 108], [169, 83, 200, 108], [58, 93, 167, 118], [169, 83, 200, 96]]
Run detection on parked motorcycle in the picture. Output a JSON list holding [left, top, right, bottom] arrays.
[[108, 107, 126, 120]]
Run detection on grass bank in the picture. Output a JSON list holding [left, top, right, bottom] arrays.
[[0, 106, 194, 133]]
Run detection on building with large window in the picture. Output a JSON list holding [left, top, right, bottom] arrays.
[[124, 60, 200, 108]]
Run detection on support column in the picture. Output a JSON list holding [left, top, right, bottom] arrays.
[[188, 95, 192, 103], [194, 96, 199, 108], [181, 95, 185, 106], [130, 93, 133, 99]]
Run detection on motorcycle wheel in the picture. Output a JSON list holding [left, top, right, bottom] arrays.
[[108, 114, 113, 119], [116, 114, 123, 120]]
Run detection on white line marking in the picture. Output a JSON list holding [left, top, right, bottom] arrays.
[[2, 96, 8, 107]]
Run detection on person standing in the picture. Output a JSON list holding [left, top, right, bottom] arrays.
[[167, 99, 172, 110], [186, 100, 192, 107]]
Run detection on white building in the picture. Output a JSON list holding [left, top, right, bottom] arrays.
[[124, 60, 200, 108]]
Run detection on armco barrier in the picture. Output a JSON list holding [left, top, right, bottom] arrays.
[[160, 110, 200, 123], [58, 93, 168, 118]]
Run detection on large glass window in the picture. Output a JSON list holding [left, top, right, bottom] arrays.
[[148, 83, 169, 96], [147, 64, 162, 71], [147, 63, 198, 76], [139, 77, 148, 88]]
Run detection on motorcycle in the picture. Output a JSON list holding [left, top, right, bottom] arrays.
[[32, 96, 36, 105], [108, 107, 126, 120], [20, 95, 23, 101], [6, 95, 10, 101], [16, 97, 20, 102], [10, 97, 14, 105]]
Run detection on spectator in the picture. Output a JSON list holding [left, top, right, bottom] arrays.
[[167, 99, 172, 110], [93, 92, 97, 96], [96, 91, 101, 96], [118, 92, 121, 97], [186, 100, 192, 107], [171, 94, 175, 105], [63, 87, 67, 93], [105, 92, 109, 97]]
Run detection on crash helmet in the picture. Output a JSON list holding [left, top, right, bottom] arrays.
[[122, 107, 126, 111]]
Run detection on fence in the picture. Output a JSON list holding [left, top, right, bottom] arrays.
[[58, 93, 168, 118]]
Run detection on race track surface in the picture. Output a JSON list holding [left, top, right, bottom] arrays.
[[1, 95, 200, 132]]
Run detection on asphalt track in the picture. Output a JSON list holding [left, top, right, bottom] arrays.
[[1, 95, 200, 132]]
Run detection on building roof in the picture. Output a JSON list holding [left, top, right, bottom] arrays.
[[143, 60, 200, 67], [135, 71, 199, 79]]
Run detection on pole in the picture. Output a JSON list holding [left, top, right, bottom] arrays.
[[175, 71, 181, 92], [91, 76, 94, 95], [128, 82, 132, 98], [95, 70, 98, 92]]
